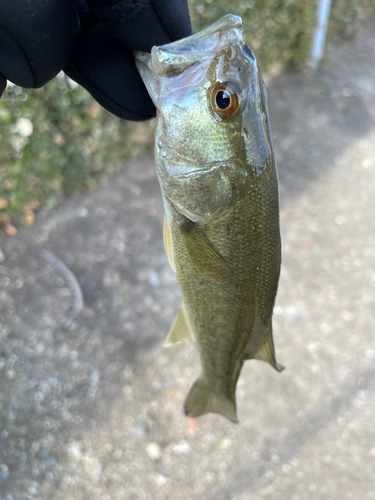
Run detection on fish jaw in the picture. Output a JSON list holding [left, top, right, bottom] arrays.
[[136, 14, 243, 80]]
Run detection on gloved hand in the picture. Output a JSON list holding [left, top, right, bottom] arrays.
[[0, 0, 192, 120]]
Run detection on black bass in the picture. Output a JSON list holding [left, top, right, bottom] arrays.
[[135, 14, 283, 423]]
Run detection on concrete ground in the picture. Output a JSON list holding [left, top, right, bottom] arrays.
[[1, 22, 375, 500]]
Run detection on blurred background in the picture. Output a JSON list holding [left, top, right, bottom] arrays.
[[1, 1, 375, 500]]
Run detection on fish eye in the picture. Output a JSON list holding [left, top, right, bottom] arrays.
[[211, 83, 240, 119]]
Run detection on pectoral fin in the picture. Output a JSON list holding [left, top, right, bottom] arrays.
[[163, 216, 176, 272], [252, 328, 284, 372], [177, 217, 230, 282], [164, 304, 194, 347]]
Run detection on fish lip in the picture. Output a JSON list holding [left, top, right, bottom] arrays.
[[150, 14, 244, 77]]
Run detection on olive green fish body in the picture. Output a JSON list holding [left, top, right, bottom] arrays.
[[165, 160, 281, 421], [135, 14, 283, 422]]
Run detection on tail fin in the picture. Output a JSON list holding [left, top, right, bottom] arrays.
[[184, 378, 238, 423]]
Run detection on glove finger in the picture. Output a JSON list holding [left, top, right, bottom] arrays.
[[0, 0, 79, 88], [0, 73, 6, 96], [87, 0, 192, 52], [65, 23, 156, 121]]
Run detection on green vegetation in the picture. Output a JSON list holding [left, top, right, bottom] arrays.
[[1, 0, 374, 231], [329, 0, 375, 41], [190, 0, 316, 70], [189, 0, 375, 70], [0, 76, 154, 233]]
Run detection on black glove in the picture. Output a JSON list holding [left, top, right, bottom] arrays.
[[0, 0, 192, 120]]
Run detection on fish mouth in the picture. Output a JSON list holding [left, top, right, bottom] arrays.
[[156, 14, 242, 51], [150, 14, 244, 77]]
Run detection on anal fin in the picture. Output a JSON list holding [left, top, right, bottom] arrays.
[[253, 328, 284, 372], [164, 304, 194, 347]]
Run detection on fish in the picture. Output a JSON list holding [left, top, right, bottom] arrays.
[[135, 14, 283, 423]]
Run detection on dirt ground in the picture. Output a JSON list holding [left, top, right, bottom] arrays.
[[1, 22, 375, 500]]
